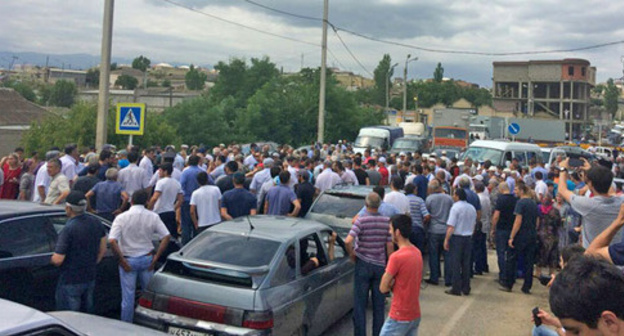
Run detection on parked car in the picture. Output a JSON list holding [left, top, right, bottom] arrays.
[[0, 201, 179, 316], [134, 216, 354, 336], [306, 185, 388, 239], [1, 298, 165, 335]]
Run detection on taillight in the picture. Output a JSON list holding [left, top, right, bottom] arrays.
[[138, 291, 154, 309], [243, 310, 274, 330], [167, 297, 226, 323]]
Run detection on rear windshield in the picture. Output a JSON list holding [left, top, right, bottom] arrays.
[[311, 193, 365, 218], [183, 231, 280, 267]]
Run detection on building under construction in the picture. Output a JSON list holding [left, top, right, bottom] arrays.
[[492, 59, 596, 138]]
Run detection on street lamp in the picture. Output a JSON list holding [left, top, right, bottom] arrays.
[[403, 54, 418, 116], [386, 62, 398, 124]]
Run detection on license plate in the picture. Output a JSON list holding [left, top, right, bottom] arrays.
[[167, 326, 213, 336]]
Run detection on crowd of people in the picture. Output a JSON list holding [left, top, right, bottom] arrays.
[[2, 140, 624, 336]]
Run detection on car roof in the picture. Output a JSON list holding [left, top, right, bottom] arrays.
[[321, 185, 386, 198], [0, 299, 78, 335], [469, 140, 541, 151], [205, 216, 330, 242], [0, 200, 65, 220]]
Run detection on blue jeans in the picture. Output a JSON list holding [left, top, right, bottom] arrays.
[[55, 278, 96, 313], [428, 233, 448, 284], [380, 317, 421, 336], [180, 201, 194, 245], [353, 258, 386, 336], [532, 325, 559, 336], [495, 229, 510, 283], [472, 231, 488, 273], [409, 226, 425, 253], [119, 255, 153, 322]]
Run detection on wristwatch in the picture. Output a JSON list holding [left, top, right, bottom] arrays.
[[558, 166, 566, 172]]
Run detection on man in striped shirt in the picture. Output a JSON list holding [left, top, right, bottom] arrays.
[[345, 192, 395, 336]]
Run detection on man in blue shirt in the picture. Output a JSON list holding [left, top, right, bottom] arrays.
[[412, 165, 429, 200], [264, 171, 301, 216], [444, 188, 477, 296], [85, 168, 128, 222], [179, 155, 211, 244], [221, 172, 257, 220]]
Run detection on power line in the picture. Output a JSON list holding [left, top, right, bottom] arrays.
[[240, 0, 624, 56], [162, 0, 319, 47], [327, 48, 349, 72], [332, 28, 374, 77]]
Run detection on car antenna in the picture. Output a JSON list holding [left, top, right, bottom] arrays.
[[246, 215, 255, 231]]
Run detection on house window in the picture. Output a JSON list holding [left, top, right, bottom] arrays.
[[581, 67, 586, 76], [568, 66, 574, 76]]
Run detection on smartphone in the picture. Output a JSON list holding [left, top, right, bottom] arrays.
[[568, 158, 583, 168], [533, 307, 542, 326]]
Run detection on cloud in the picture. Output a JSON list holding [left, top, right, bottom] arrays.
[[1, 0, 623, 86]]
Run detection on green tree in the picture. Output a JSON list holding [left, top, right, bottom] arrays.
[[161, 79, 171, 87], [48, 80, 77, 107], [115, 75, 138, 90], [21, 102, 180, 154], [185, 65, 207, 90], [210, 58, 248, 103], [604, 78, 621, 117], [110, 62, 118, 71], [372, 54, 394, 106], [433, 63, 444, 82], [85, 68, 100, 88], [131, 55, 151, 72], [132, 55, 151, 89], [3, 80, 36, 102], [161, 95, 231, 146]]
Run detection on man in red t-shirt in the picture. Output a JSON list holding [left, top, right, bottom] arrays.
[[378, 157, 389, 186], [379, 214, 423, 336]]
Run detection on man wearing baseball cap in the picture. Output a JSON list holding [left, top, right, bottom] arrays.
[[51, 191, 107, 313]]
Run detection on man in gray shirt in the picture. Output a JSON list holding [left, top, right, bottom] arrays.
[[425, 179, 454, 286], [557, 159, 623, 248], [366, 159, 382, 186]]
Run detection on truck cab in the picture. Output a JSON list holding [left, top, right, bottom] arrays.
[[353, 126, 403, 154]]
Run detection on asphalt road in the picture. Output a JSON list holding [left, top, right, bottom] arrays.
[[322, 250, 553, 336]]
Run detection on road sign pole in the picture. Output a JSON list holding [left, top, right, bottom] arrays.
[[129, 134, 133, 146]]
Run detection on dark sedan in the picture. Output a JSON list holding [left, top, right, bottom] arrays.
[[135, 216, 354, 336], [0, 200, 178, 316]]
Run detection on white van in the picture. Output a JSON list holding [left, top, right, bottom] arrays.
[[461, 140, 542, 168]]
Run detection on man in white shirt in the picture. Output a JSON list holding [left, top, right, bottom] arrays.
[[190, 171, 222, 233], [534, 171, 548, 202], [315, 160, 341, 194], [108, 189, 171, 322], [33, 151, 59, 202], [452, 166, 474, 190], [60, 144, 79, 185], [148, 163, 183, 239], [139, 148, 155, 178], [118, 151, 150, 197], [44, 158, 70, 205], [384, 176, 410, 214]]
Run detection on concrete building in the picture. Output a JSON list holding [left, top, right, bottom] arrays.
[[492, 58, 596, 136], [332, 69, 374, 91], [47, 68, 87, 86], [0, 88, 50, 155], [78, 88, 201, 112]]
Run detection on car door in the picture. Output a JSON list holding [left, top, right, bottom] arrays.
[[0, 214, 60, 311], [318, 230, 353, 326]]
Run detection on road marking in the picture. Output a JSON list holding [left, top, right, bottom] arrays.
[[438, 278, 490, 336]]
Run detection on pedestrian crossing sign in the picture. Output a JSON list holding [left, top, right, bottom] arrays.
[[116, 103, 145, 135]]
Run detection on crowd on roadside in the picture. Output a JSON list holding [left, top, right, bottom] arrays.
[[2, 140, 624, 336]]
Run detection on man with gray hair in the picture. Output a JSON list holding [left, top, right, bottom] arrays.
[[452, 165, 474, 190], [425, 179, 455, 286], [51, 191, 107, 313], [44, 158, 70, 205], [86, 168, 129, 222], [249, 158, 274, 194], [33, 150, 60, 202], [345, 192, 394, 336]]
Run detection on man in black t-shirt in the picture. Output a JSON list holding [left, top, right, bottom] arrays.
[[221, 172, 257, 220], [51, 191, 107, 313], [490, 182, 517, 285], [352, 157, 369, 186], [295, 170, 315, 217]]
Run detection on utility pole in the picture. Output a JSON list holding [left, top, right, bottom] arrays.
[[403, 54, 417, 118], [317, 0, 328, 144], [96, 0, 114, 151], [386, 63, 398, 125]]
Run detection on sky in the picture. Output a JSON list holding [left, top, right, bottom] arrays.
[[1, 0, 624, 87]]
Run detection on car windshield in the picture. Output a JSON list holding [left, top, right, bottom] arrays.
[[435, 149, 459, 159], [355, 136, 384, 148], [462, 147, 503, 163], [311, 193, 365, 218], [183, 231, 280, 267], [392, 139, 423, 150], [435, 128, 467, 139]]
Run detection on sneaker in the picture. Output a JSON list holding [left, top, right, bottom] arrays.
[[498, 285, 512, 292], [445, 289, 461, 296], [521, 289, 531, 295], [424, 279, 439, 286]]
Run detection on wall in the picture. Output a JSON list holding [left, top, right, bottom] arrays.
[[78, 90, 200, 112]]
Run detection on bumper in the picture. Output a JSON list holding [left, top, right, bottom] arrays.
[[134, 306, 270, 336]]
